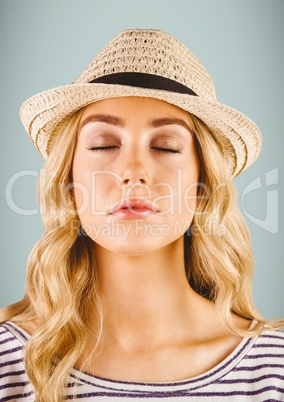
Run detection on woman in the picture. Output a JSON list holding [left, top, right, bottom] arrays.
[[0, 29, 283, 401]]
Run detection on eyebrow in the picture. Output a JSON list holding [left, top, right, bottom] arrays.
[[78, 114, 193, 134], [150, 117, 193, 134], [79, 114, 125, 132]]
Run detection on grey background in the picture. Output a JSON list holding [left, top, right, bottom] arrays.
[[0, 0, 283, 319]]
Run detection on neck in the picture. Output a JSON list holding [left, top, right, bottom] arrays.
[[93, 237, 209, 348]]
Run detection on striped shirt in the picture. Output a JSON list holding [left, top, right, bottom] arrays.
[[0, 321, 283, 401]]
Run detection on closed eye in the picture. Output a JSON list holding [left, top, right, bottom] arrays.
[[87, 146, 119, 151], [86, 146, 180, 153], [152, 147, 180, 153]]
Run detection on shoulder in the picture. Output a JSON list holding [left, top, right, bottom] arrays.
[[0, 321, 27, 369], [0, 322, 34, 400], [0, 321, 29, 368], [0, 321, 26, 353], [207, 328, 284, 400], [253, 327, 284, 353], [235, 329, 284, 383], [245, 328, 284, 365]]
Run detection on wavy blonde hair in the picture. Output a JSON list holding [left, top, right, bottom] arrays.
[[0, 105, 283, 401]]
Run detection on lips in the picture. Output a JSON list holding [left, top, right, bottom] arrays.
[[108, 199, 159, 219]]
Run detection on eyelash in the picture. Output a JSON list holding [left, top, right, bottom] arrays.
[[88, 146, 118, 152], [87, 146, 180, 153]]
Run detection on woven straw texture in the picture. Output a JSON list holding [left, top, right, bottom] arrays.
[[20, 29, 262, 176]]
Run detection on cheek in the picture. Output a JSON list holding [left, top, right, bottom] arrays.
[[182, 178, 199, 216], [72, 154, 95, 217], [72, 161, 122, 217], [180, 157, 200, 215]]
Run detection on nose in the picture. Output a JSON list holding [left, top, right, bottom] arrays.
[[119, 147, 150, 187], [121, 176, 147, 186]]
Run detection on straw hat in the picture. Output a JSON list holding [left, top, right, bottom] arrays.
[[20, 29, 262, 176]]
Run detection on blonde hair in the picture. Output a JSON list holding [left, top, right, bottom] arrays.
[[0, 107, 283, 401]]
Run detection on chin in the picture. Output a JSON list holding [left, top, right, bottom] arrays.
[[93, 235, 178, 256]]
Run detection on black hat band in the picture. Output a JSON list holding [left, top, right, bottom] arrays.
[[89, 72, 198, 96]]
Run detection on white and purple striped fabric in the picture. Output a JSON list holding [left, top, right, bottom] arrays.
[[0, 321, 283, 401]]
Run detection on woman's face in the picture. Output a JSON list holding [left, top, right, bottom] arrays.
[[72, 97, 200, 255]]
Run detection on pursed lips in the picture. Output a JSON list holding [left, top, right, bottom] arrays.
[[108, 199, 159, 219]]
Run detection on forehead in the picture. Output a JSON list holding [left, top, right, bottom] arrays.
[[80, 97, 191, 122]]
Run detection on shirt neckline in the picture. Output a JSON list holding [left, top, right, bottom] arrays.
[[5, 320, 258, 392]]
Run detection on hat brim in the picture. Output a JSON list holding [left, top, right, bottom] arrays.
[[20, 83, 262, 176]]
